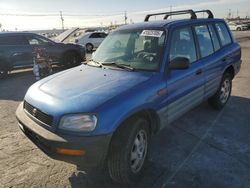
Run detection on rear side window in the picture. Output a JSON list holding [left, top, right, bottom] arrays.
[[89, 33, 105, 38], [194, 25, 214, 58], [99, 33, 107, 38], [215, 23, 232, 46], [169, 27, 197, 63], [208, 24, 220, 51], [0, 35, 28, 45]]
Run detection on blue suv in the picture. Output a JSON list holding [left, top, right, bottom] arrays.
[[16, 10, 241, 184]]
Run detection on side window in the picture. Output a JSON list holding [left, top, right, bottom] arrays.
[[27, 36, 42, 45], [208, 24, 220, 51], [89, 33, 100, 38], [27, 35, 50, 45], [28, 38, 40, 45], [0, 35, 28, 45], [99, 33, 107, 38], [169, 27, 197, 63], [36, 36, 51, 44], [194, 25, 214, 58], [215, 23, 232, 46]]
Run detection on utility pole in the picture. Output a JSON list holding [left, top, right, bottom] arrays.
[[170, 5, 172, 19], [124, 11, 127, 25], [60, 11, 64, 31]]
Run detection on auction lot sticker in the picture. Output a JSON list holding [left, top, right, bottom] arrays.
[[141, 30, 163, 37]]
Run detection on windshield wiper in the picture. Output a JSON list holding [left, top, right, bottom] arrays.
[[102, 62, 134, 71]]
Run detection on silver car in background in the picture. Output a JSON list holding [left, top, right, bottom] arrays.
[[75, 32, 108, 52]]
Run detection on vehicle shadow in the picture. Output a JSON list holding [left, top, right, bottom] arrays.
[[68, 96, 250, 188], [69, 160, 167, 188], [0, 67, 64, 101]]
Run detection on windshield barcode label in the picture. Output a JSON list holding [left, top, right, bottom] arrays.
[[141, 30, 163, 37]]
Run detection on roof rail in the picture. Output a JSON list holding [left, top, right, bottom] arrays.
[[144, 9, 197, 22], [194, 10, 214, 18]]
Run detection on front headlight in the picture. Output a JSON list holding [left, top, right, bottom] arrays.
[[59, 114, 97, 132]]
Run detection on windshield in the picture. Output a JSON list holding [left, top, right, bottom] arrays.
[[92, 29, 166, 71]]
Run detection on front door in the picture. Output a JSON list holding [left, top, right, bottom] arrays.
[[26, 34, 59, 63], [165, 26, 205, 125], [7, 35, 33, 67]]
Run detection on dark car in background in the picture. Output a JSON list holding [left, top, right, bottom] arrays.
[[0, 32, 86, 78]]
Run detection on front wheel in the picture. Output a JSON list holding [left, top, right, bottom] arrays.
[[208, 73, 232, 110], [107, 117, 150, 184], [236, 27, 242, 31]]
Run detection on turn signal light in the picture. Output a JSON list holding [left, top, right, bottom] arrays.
[[56, 148, 85, 156]]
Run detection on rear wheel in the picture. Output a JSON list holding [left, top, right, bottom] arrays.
[[236, 27, 242, 31], [62, 52, 81, 69], [107, 117, 150, 184], [208, 73, 232, 110]]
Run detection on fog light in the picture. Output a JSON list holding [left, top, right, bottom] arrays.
[[56, 148, 85, 156]]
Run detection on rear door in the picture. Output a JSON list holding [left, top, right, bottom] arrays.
[[4, 35, 33, 67], [194, 24, 222, 99], [164, 26, 206, 125]]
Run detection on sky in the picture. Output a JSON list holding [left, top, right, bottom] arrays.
[[0, 0, 250, 31]]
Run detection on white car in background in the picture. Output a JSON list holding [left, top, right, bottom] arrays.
[[228, 22, 248, 31], [75, 32, 108, 52]]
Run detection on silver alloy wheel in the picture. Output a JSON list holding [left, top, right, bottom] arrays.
[[130, 129, 147, 174], [220, 79, 231, 104]]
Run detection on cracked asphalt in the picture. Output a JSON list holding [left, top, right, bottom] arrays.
[[0, 31, 250, 188]]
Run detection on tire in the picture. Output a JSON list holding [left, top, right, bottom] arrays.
[[62, 52, 81, 69], [236, 27, 241, 31], [0, 65, 8, 79], [107, 117, 150, 184], [208, 73, 232, 110], [86, 43, 94, 53]]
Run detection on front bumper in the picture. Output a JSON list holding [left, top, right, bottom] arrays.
[[16, 102, 111, 167]]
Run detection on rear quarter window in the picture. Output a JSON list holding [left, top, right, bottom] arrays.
[[215, 22, 232, 46], [208, 24, 220, 51]]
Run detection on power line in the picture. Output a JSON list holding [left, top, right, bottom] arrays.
[[0, 12, 124, 17]]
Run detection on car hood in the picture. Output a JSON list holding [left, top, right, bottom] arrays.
[[26, 65, 153, 113]]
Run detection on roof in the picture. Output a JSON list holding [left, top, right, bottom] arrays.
[[116, 18, 225, 31], [0, 32, 37, 36]]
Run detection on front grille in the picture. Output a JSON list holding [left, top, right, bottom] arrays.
[[24, 101, 53, 126]]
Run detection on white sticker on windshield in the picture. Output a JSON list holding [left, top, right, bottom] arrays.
[[141, 30, 163, 38]]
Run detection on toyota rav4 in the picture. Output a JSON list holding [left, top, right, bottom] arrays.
[[16, 10, 241, 184]]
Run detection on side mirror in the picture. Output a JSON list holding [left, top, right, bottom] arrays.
[[169, 57, 190, 70]]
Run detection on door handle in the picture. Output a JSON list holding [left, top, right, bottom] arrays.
[[196, 69, 203, 75]]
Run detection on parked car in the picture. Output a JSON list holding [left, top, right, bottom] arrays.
[[16, 10, 241, 184], [0, 32, 86, 78], [75, 32, 108, 52], [228, 22, 248, 31]]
